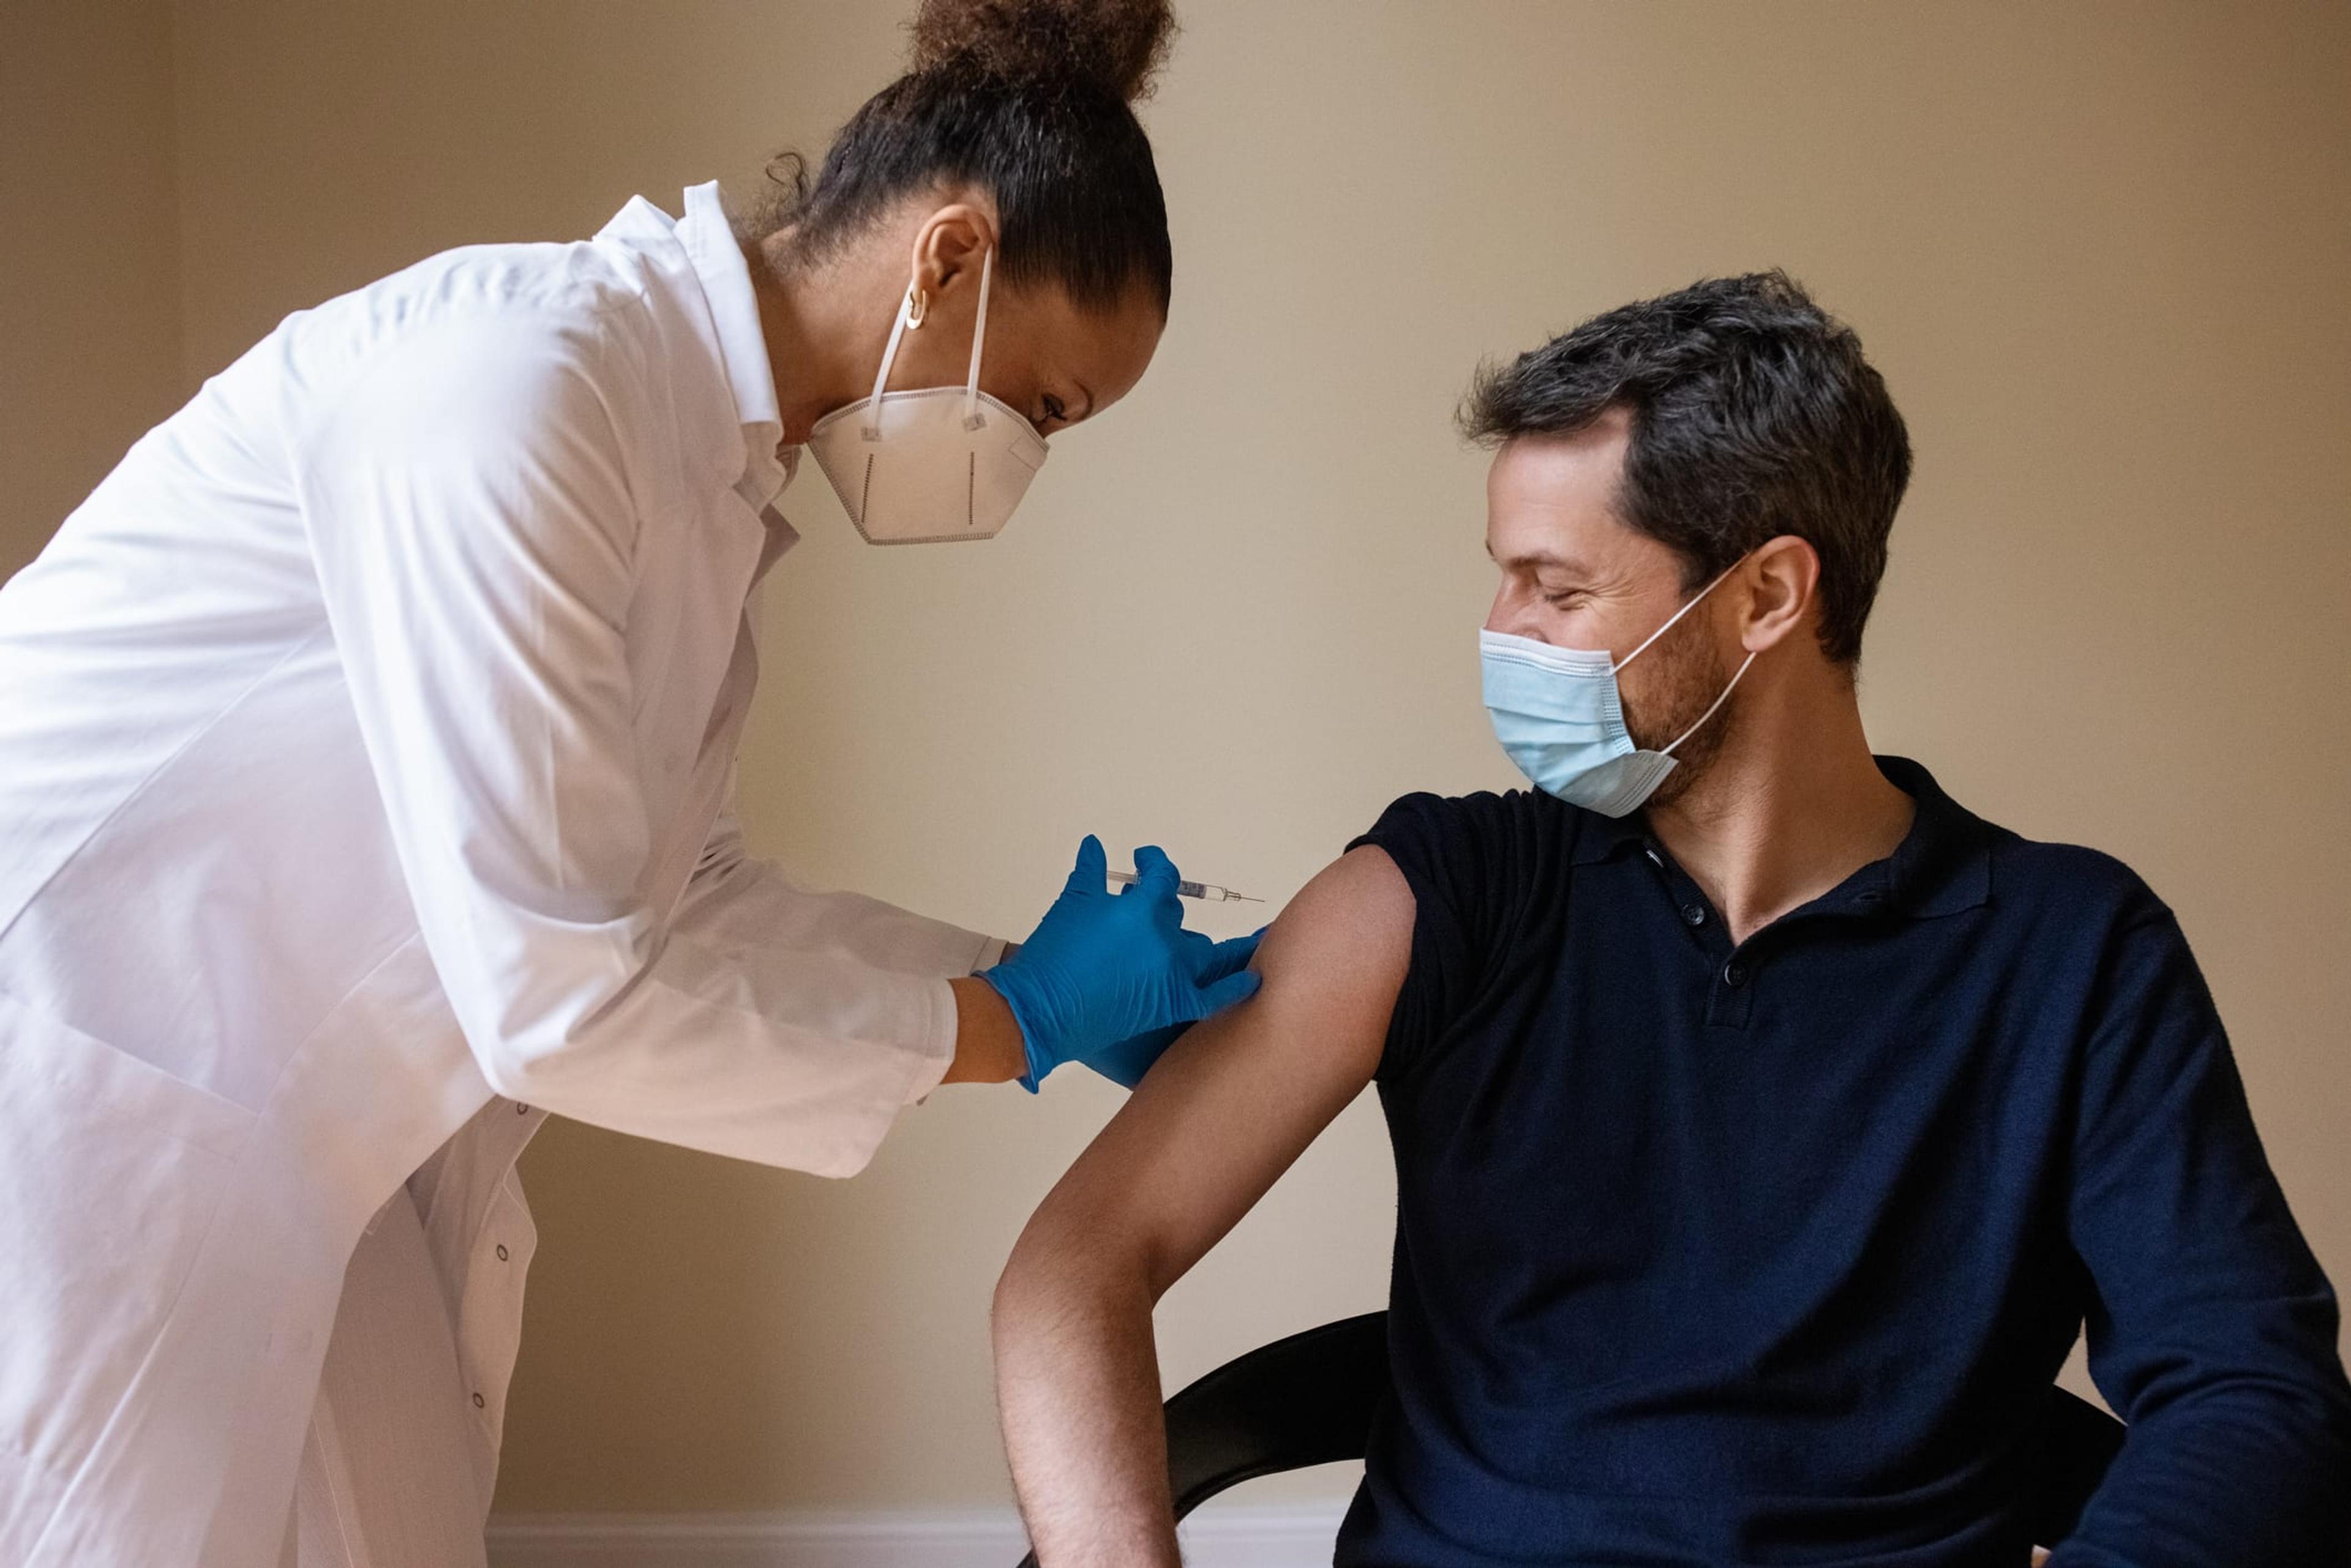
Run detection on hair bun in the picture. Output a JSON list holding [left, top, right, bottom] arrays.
[[907, 0, 1177, 103]]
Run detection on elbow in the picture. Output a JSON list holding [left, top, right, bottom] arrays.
[[457, 945, 653, 1109], [991, 1213, 1072, 1343], [465, 1002, 616, 1112], [993, 1200, 1155, 1356]]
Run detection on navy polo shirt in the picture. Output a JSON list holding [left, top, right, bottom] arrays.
[[1336, 758, 2351, 1567]]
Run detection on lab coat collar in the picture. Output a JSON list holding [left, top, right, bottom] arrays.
[[675, 181, 792, 513], [593, 186, 798, 566]]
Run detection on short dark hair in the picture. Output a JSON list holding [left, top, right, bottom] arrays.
[[749, 0, 1177, 316], [1461, 271, 1910, 665]]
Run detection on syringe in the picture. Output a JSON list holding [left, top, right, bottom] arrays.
[[1107, 870, 1264, 903]]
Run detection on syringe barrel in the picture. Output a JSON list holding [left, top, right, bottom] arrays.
[[1106, 869, 1246, 901]]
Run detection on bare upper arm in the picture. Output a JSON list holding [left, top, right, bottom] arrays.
[[1005, 844, 1415, 1299]]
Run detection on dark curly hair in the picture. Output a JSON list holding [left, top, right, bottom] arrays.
[[748, 0, 1177, 315], [1462, 271, 1910, 666]]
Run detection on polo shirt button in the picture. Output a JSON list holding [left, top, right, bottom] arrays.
[[472, 1392, 486, 1409], [1680, 903, 1706, 927], [1723, 962, 1748, 987], [496, 1244, 510, 1261]]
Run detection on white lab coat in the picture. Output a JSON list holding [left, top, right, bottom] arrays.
[[0, 183, 1002, 1567]]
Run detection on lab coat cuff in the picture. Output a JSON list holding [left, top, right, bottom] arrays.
[[900, 976, 958, 1106]]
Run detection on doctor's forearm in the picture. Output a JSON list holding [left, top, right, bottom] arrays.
[[943, 975, 1027, 1084]]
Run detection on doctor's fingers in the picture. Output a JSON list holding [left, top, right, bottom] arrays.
[[1063, 833, 1111, 896], [1192, 965, 1262, 1016], [1123, 846, 1190, 933], [1125, 843, 1183, 897], [1194, 931, 1262, 983]]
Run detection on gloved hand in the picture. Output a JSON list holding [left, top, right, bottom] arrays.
[[983, 837, 1263, 1091], [1079, 924, 1266, 1088]]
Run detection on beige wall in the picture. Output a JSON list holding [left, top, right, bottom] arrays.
[[0, 0, 184, 578], [7, 0, 2347, 1518]]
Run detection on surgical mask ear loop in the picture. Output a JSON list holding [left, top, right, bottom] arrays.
[[961, 247, 994, 433], [1614, 553, 1757, 757], [1658, 648, 1757, 757], [1611, 558, 1748, 675]]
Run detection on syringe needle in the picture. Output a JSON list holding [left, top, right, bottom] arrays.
[[1106, 869, 1262, 904]]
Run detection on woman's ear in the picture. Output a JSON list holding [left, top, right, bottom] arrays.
[[907, 200, 1000, 301], [1741, 535, 1822, 653]]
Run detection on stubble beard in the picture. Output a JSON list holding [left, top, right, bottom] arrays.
[[1621, 617, 1742, 812]]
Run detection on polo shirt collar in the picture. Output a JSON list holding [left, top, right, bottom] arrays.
[[1567, 754, 1991, 920]]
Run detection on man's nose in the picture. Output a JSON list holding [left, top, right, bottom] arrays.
[[1483, 584, 1545, 641]]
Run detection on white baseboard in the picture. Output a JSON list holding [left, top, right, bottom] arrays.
[[486, 1502, 1348, 1568]]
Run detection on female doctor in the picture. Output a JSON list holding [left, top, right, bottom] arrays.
[[0, 2, 1243, 1564]]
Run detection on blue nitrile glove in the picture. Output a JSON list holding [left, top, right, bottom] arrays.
[[983, 837, 1264, 1092], [1081, 925, 1267, 1088]]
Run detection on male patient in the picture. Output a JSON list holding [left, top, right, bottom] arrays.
[[992, 274, 2351, 1567]]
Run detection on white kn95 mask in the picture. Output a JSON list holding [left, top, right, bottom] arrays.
[[806, 249, 1049, 545]]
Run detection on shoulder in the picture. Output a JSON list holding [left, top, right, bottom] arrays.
[[1987, 830, 2174, 932], [1346, 787, 1586, 950], [1894, 759, 2174, 938], [365, 236, 659, 342], [1968, 823, 2202, 1020], [283, 238, 673, 422], [1351, 787, 1573, 863], [279, 247, 694, 480]]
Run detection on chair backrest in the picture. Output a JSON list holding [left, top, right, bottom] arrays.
[[1162, 1310, 1392, 1518], [1013, 1310, 2124, 1567]]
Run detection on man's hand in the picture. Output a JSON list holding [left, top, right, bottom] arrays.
[[992, 846, 1413, 1567]]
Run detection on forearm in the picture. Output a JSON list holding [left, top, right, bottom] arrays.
[[677, 813, 1005, 978], [945, 975, 1027, 1084], [2049, 1378, 2351, 1566], [988, 846, 1409, 1561], [994, 1231, 1180, 1568]]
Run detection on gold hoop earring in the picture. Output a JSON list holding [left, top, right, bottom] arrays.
[[906, 287, 928, 328]]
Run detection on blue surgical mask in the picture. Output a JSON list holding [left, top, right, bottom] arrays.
[[1480, 562, 1755, 817]]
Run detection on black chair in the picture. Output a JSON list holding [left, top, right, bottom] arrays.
[[1014, 1310, 2125, 1567]]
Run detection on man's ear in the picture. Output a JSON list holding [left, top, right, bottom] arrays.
[[907, 200, 1000, 301], [1740, 535, 1822, 654]]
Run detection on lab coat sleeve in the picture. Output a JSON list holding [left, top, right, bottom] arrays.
[[292, 306, 957, 1176], [673, 781, 1008, 986]]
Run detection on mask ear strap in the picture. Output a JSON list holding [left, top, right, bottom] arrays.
[[962, 247, 994, 431], [1612, 557, 1748, 675], [1660, 650, 1757, 757], [862, 284, 920, 440]]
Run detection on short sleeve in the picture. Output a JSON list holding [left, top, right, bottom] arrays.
[[1348, 790, 1531, 1081]]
